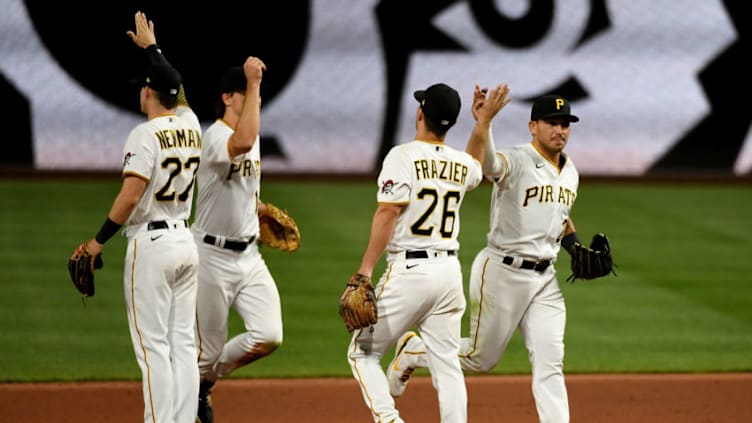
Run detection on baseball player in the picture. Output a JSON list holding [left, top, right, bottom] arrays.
[[346, 83, 508, 423], [191, 58, 283, 423], [388, 89, 581, 423], [68, 11, 203, 423]]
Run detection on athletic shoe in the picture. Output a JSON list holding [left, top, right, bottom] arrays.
[[197, 381, 215, 423], [387, 331, 419, 397]]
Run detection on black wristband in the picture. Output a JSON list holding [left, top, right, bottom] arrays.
[[144, 44, 170, 67], [95, 217, 122, 244], [561, 232, 581, 256]]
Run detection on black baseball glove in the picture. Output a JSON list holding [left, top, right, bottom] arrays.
[[566, 233, 616, 282], [67, 242, 103, 298]]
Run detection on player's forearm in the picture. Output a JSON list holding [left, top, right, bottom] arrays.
[[107, 193, 139, 225], [465, 120, 489, 164], [358, 204, 401, 277], [91, 181, 140, 247], [230, 84, 262, 155], [107, 176, 147, 224], [257, 200, 267, 215], [560, 219, 580, 255], [467, 121, 504, 178], [142, 43, 189, 108], [482, 126, 504, 177], [143, 44, 172, 69], [565, 218, 576, 235]]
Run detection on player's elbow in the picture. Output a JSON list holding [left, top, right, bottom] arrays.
[[482, 155, 504, 178], [230, 133, 257, 155], [233, 141, 253, 155], [375, 203, 404, 220]]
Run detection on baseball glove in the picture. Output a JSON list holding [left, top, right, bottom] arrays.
[[566, 232, 616, 282], [67, 242, 103, 298], [258, 203, 301, 253], [338, 273, 378, 332]]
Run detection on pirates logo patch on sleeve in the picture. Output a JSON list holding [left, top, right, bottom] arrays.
[[380, 179, 395, 195], [123, 152, 135, 167]]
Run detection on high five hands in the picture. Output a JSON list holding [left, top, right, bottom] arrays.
[[472, 83, 512, 122]]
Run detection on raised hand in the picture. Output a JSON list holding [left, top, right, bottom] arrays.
[[475, 83, 511, 124], [126, 11, 157, 49], [472, 84, 489, 121], [243, 56, 267, 86]]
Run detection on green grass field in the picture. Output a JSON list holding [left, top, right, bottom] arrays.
[[1, 178, 750, 382]]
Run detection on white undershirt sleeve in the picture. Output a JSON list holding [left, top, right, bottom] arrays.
[[483, 126, 505, 178]]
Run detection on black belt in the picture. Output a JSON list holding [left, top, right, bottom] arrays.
[[147, 220, 188, 231], [502, 256, 551, 273], [406, 250, 456, 259], [203, 234, 256, 252]]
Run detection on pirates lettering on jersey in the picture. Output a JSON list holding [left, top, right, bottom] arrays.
[[523, 185, 576, 207], [155, 128, 202, 150], [413, 159, 468, 185], [226, 158, 258, 180]]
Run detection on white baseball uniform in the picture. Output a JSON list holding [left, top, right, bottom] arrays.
[[192, 119, 282, 384], [406, 142, 579, 423], [348, 139, 482, 423], [120, 104, 202, 423]]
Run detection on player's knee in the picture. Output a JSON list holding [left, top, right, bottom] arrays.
[[461, 355, 497, 373], [237, 340, 281, 367], [474, 360, 497, 373], [254, 340, 281, 358], [478, 361, 497, 372]]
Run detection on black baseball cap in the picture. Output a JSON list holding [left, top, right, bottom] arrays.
[[132, 64, 181, 97], [414, 83, 461, 127], [219, 66, 246, 94], [530, 95, 579, 122]]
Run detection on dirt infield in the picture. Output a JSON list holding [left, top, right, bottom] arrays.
[[2, 373, 750, 422]]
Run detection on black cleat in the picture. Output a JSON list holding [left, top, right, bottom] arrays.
[[197, 381, 215, 423]]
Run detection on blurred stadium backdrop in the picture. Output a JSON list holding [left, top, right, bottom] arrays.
[[1, 0, 750, 177]]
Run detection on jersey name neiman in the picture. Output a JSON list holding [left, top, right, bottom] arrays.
[[155, 128, 202, 150]]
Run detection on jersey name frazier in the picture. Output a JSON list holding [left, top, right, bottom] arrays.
[[523, 185, 576, 207], [154, 128, 202, 150], [226, 159, 261, 180], [413, 159, 469, 185]]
